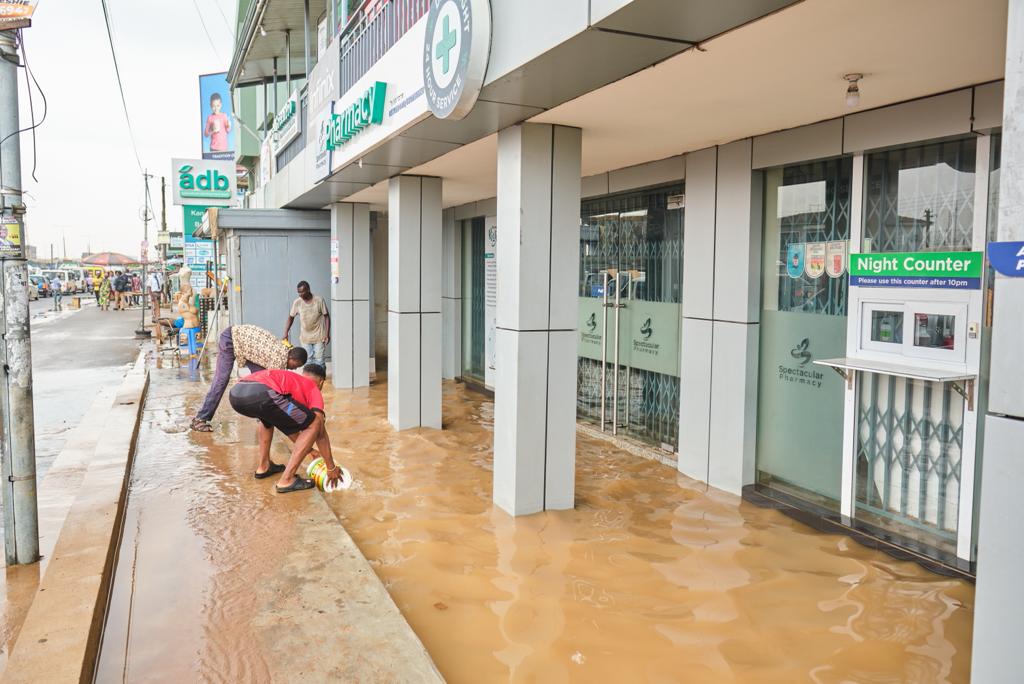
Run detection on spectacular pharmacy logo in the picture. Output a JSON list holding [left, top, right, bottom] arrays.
[[586, 312, 598, 333], [177, 164, 231, 200], [422, 0, 491, 120], [640, 317, 653, 340], [790, 338, 812, 367]]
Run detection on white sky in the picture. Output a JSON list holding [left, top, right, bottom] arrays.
[[15, 0, 236, 260]]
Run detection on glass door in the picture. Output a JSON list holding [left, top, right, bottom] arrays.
[[577, 185, 683, 448]]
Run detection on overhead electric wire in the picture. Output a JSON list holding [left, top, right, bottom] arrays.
[[18, 29, 47, 183], [191, 0, 226, 62], [209, 0, 235, 38], [98, 0, 143, 173]]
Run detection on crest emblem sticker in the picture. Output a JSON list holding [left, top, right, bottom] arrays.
[[805, 242, 826, 278], [825, 240, 848, 278], [786, 243, 805, 279]]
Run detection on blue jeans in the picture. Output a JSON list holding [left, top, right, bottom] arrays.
[[304, 342, 325, 367]]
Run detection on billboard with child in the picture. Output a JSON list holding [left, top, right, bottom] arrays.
[[199, 72, 235, 160]]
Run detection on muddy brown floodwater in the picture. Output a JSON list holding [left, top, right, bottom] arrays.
[[321, 381, 973, 684]]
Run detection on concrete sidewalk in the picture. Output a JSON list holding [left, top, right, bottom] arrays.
[[94, 357, 442, 682]]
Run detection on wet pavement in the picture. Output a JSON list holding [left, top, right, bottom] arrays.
[[0, 301, 142, 674], [95, 357, 441, 683], [95, 356, 974, 683], [29, 299, 143, 479]]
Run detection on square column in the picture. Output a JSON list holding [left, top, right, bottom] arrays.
[[493, 123, 582, 516], [387, 176, 442, 430], [330, 203, 370, 389], [441, 208, 462, 380]]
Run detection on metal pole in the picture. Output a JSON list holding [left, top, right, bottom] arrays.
[[285, 29, 291, 92], [612, 272, 621, 435], [0, 29, 39, 565], [304, 0, 311, 78], [135, 172, 152, 338], [272, 56, 278, 114], [599, 270, 608, 431]]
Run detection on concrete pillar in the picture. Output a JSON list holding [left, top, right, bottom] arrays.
[[441, 208, 462, 379], [387, 176, 442, 430], [493, 123, 582, 516], [330, 203, 371, 388], [677, 141, 762, 495], [972, 1, 1024, 679]]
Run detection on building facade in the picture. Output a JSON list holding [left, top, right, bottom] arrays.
[[228, 0, 1024, 676]]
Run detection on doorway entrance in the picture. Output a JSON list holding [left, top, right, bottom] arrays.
[[577, 185, 684, 448]]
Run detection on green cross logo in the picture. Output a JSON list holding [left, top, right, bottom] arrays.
[[435, 15, 457, 74]]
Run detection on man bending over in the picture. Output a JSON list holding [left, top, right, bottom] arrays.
[[228, 363, 343, 492], [191, 324, 308, 432]]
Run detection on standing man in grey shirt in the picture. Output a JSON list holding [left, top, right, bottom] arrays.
[[284, 280, 330, 366]]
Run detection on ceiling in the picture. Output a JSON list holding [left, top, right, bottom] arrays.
[[342, 0, 1008, 210]]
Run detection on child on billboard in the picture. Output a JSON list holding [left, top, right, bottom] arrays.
[[204, 92, 231, 153]]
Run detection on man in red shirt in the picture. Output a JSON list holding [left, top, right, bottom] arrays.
[[228, 363, 344, 493]]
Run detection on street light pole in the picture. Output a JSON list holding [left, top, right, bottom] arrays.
[[135, 171, 152, 338], [0, 28, 39, 565]]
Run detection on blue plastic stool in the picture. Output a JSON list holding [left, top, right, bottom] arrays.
[[179, 327, 203, 357]]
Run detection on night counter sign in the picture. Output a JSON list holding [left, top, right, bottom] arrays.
[[849, 251, 982, 289]]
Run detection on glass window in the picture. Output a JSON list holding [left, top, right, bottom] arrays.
[[756, 157, 853, 512], [913, 313, 955, 349], [863, 139, 976, 253], [869, 310, 904, 344]]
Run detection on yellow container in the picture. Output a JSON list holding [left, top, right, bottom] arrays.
[[307, 457, 351, 492]]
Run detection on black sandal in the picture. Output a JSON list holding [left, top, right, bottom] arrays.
[[254, 462, 285, 480], [275, 477, 315, 494]]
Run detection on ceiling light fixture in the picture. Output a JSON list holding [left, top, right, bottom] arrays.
[[358, 158, 364, 169], [259, 24, 267, 37], [844, 73, 862, 108]]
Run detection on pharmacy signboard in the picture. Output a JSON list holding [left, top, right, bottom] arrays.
[[849, 251, 982, 290]]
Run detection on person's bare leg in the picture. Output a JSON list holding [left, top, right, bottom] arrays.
[[255, 422, 273, 475], [277, 415, 322, 488]]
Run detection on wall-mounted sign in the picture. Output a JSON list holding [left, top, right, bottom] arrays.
[[308, 35, 340, 119], [988, 241, 1024, 277], [326, 82, 387, 150], [0, 1, 38, 29], [171, 159, 236, 207], [312, 104, 334, 183], [849, 251, 982, 289], [421, 0, 491, 120], [272, 90, 301, 153], [484, 216, 497, 388]]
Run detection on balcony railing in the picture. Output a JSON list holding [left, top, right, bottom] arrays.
[[339, 0, 430, 94]]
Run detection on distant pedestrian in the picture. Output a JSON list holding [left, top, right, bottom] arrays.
[[50, 275, 63, 311], [283, 281, 330, 367], [130, 273, 142, 306], [147, 270, 162, 321], [113, 271, 128, 310], [190, 324, 308, 432], [84, 274, 93, 296], [98, 273, 112, 311]]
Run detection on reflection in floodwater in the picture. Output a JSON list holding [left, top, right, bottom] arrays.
[[323, 381, 973, 684]]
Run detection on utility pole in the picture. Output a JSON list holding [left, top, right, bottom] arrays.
[[160, 176, 167, 262], [135, 171, 152, 338], [0, 29, 39, 565]]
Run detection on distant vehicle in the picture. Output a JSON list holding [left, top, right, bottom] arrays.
[[28, 274, 49, 298], [40, 269, 79, 293]]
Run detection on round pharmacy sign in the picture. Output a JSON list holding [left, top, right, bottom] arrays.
[[422, 0, 491, 120]]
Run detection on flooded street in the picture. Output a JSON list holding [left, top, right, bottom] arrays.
[[322, 381, 974, 683], [95, 362, 973, 683]]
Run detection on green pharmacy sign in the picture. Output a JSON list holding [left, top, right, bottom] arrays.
[[178, 164, 231, 200], [849, 251, 982, 290], [325, 81, 387, 151]]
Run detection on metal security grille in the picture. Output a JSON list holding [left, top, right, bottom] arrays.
[[577, 185, 683, 448], [465, 218, 485, 381], [855, 373, 963, 546], [775, 159, 852, 316], [863, 139, 976, 254]]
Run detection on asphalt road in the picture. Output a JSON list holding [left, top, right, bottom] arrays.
[[28, 298, 144, 479]]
